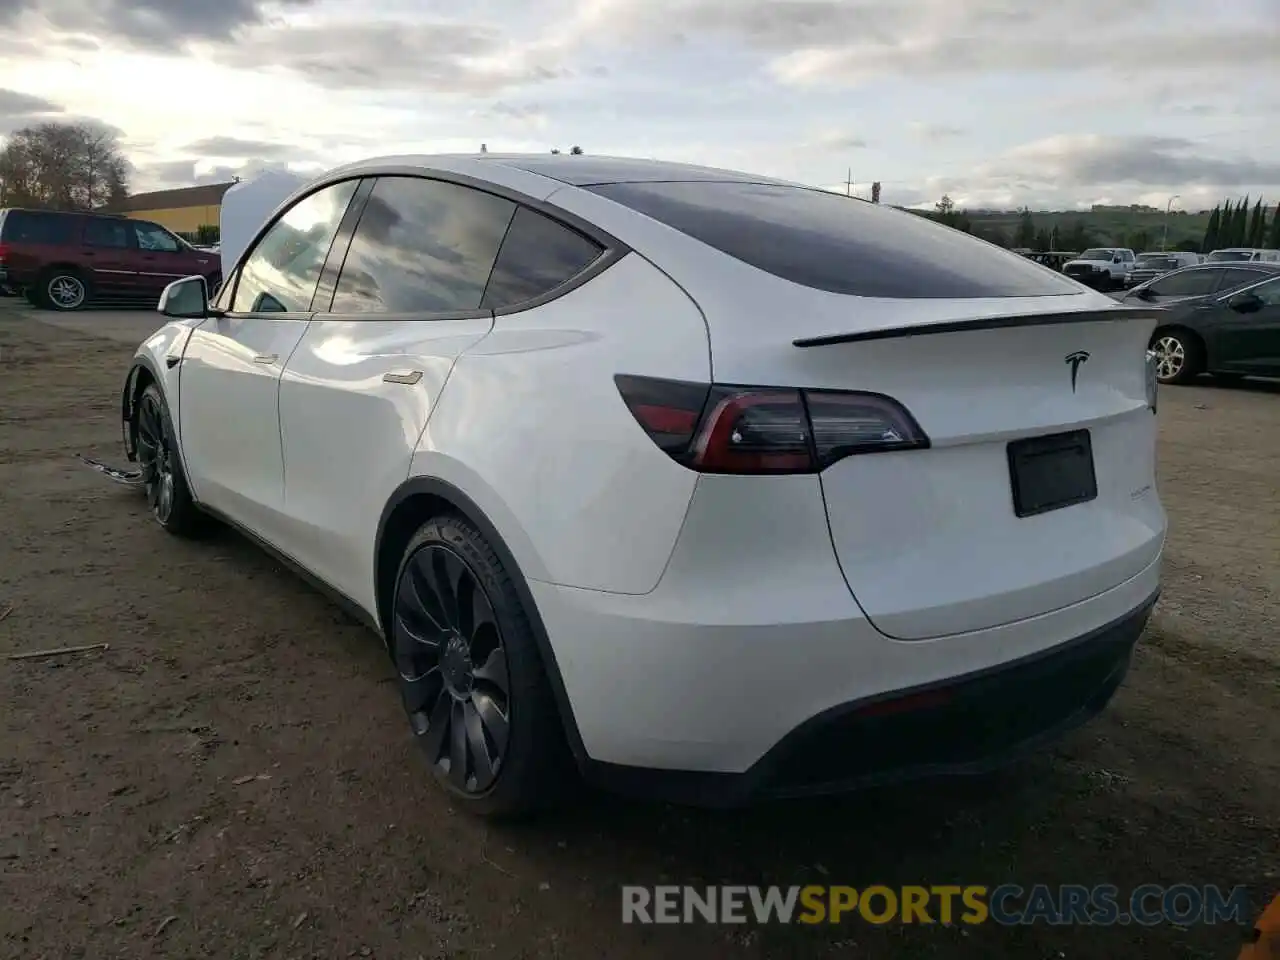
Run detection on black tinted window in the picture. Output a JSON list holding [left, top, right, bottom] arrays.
[[1214, 267, 1269, 293], [0, 210, 73, 244], [586, 181, 1080, 298], [82, 218, 130, 248], [331, 177, 514, 314], [1148, 268, 1222, 298], [234, 180, 358, 314], [482, 206, 604, 309]]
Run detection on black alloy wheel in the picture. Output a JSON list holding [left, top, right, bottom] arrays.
[[393, 542, 513, 796], [136, 388, 177, 524], [133, 383, 205, 535]]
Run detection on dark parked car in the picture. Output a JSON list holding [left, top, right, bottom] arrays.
[[1122, 262, 1280, 383], [1124, 251, 1201, 288], [0, 208, 220, 311]]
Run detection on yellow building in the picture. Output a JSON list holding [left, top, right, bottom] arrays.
[[102, 182, 236, 237]]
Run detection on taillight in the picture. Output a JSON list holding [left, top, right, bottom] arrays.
[[614, 375, 928, 475], [0, 242, 10, 262]]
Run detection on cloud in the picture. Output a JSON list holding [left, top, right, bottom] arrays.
[[814, 130, 870, 150], [0, 0, 318, 48], [908, 122, 965, 142], [0, 86, 64, 133], [992, 135, 1280, 190], [132, 156, 321, 192], [183, 136, 304, 159], [210, 19, 565, 95]]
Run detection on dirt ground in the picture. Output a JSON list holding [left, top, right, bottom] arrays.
[[1, 299, 1277, 960]]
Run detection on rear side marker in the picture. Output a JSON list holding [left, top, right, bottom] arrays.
[[614, 374, 928, 475]]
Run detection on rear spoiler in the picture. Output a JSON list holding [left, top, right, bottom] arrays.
[[792, 306, 1166, 348]]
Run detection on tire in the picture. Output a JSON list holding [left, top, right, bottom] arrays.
[[40, 268, 90, 311], [134, 384, 207, 536], [1149, 328, 1203, 385], [389, 514, 570, 818]]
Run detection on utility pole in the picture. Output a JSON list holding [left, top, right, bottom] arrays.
[[846, 168, 852, 197], [1162, 194, 1180, 251]]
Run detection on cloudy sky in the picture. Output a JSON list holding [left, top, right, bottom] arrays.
[[1, 0, 1277, 210]]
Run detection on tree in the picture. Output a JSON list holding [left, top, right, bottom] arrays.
[[935, 194, 955, 216], [1014, 207, 1036, 248], [1248, 198, 1266, 247], [569, 145, 583, 155], [0, 121, 129, 210], [1270, 202, 1280, 248], [1203, 205, 1221, 252], [1049, 224, 1061, 251], [1061, 218, 1091, 251], [1126, 228, 1151, 252], [1033, 227, 1051, 251], [1233, 196, 1250, 247], [870, 181, 881, 203]]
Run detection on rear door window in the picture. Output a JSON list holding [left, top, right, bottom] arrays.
[[1147, 269, 1223, 298], [1213, 266, 1270, 293], [481, 206, 604, 309], [331, 176, 515, 314], [82, 218, 130, 248], [584, 180, 1081, 298]]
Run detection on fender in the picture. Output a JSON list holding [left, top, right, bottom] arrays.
[[376, 475, 591, 768]]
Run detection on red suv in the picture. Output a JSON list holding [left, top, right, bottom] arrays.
[[0, 208, 220, 311]]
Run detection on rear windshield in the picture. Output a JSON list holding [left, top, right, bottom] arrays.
[[584, 181, 1080, 298], [0, 209, 74, 244], [1207, 251, 1253, 262]]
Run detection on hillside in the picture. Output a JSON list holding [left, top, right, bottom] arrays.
[[958, 207, 1211, 253]]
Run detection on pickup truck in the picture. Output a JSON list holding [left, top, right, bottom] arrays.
[[1062, 247, 1136, 290]]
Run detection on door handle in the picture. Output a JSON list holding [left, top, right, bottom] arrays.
[[253, 354, 278, 364], [383, 370, 423, 385]]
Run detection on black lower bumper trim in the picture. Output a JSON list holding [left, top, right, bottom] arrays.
[[583, 591, 1158, 808]]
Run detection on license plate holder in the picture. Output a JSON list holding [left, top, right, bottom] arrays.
[[1007, 429, 1097, 518]]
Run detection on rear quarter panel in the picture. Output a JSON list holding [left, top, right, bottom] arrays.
[[413, 251, 711, 594]]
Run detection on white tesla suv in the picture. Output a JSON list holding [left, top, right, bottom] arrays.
[[118, 154, 1166, 817]]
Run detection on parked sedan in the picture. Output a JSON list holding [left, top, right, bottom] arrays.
[[114, 154, 1164, 816], [1123, 262, 1280, 383]]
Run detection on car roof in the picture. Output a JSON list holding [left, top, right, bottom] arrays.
[[318, 153, 803, 189], [1158, 261, 1280, 282]]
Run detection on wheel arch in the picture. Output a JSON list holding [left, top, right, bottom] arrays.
[[374, 476, 590, 767], [121, 355, 163, 461]]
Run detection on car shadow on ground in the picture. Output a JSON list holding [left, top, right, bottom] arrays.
[[1189, 376, 1280, 395]]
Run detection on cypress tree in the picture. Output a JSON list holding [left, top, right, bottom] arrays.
[[1249, 198, 1265, 247], [1270, 202, 1280, 248], [1203, 206, 1220, 252], [1235, 196, 1251, 246]]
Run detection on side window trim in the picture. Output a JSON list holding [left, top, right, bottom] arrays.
[[311, 177, 375, 313]]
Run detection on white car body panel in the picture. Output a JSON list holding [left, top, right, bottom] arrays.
[[119, 154, 1166, 796], [416, 251, 710, 595], [178, 316, 311, 544], [276, 315, 495, 613]]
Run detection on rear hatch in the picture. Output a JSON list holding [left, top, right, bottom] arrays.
[[580, 180, 1166, 640], [769, 298, 1164, 639]]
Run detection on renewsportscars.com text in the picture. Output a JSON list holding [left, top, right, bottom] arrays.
[[621, 884, 1253, 927]]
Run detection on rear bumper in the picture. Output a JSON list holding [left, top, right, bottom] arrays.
[[581, 590, 1156, 807]]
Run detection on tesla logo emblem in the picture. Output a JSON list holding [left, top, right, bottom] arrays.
[[1065, 351, 1090, 392]]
